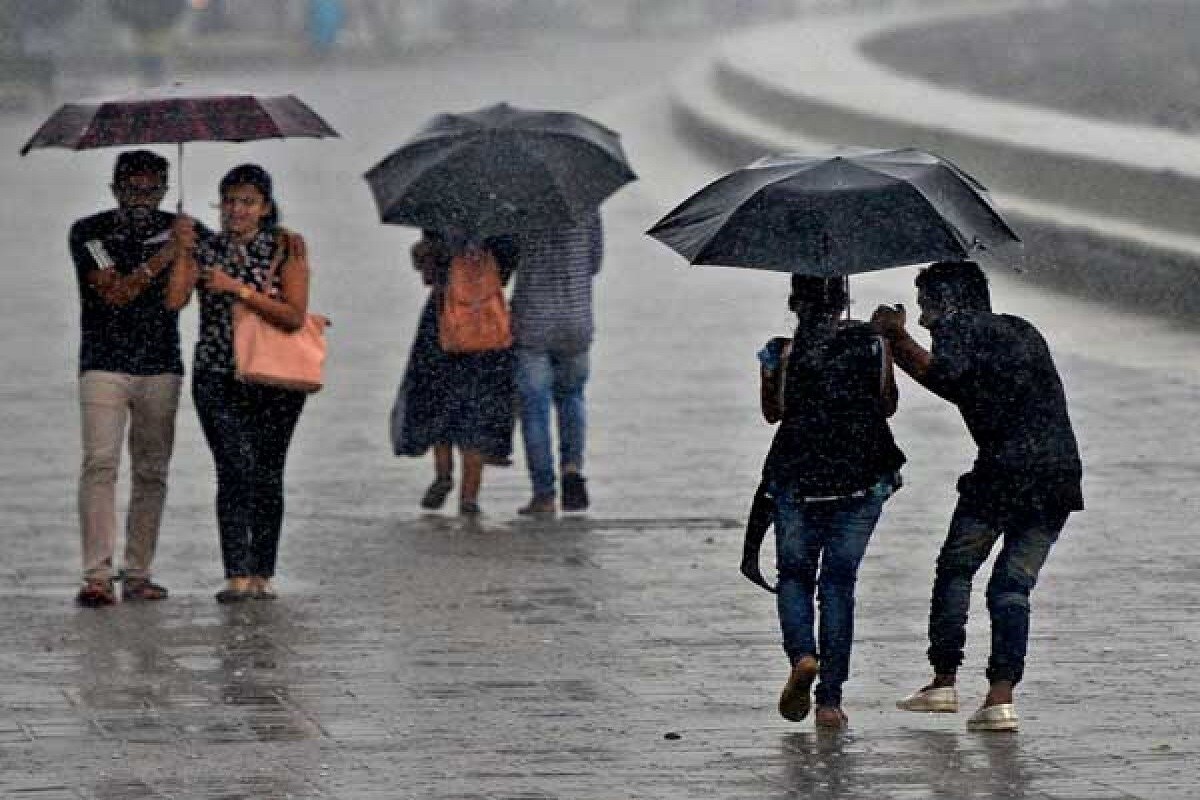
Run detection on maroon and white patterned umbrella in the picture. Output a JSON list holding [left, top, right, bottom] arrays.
[[19, 84, 339, 207]]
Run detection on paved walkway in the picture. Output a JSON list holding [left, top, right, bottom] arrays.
[[1, 18, 1198, 800]]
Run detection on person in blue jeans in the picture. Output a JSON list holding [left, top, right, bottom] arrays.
[[755, 275, 905, 729], [511, 210, 603, 514], [873, 261, 1082, 732]]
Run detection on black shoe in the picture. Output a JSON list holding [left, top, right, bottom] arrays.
[[459, 501, 482, 516], [561, 473, 589, 512], [517, 495, 556, 515], [215, 587, 252, 604], [420, 476, 453, 510]]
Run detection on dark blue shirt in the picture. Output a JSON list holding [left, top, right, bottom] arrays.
[[68, 209, 183, 375], [926, 310, 1083, 512]]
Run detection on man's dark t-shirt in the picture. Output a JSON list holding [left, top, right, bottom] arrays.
[[925, 310, 1083, 513], [68, 209, 183, 376]]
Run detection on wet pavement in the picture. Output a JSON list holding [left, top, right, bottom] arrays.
[[2, 17, 1199, 800]]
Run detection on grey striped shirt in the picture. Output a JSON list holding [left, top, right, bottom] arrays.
[[511, 210, 603, 353]]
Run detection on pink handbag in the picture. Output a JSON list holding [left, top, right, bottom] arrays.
[[232, 232, 329, 393]]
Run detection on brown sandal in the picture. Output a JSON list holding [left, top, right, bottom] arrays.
[[76, 579, 116, 607], [121, 577, 168, 601]]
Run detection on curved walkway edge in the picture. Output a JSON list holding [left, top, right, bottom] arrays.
[[670, 4, 1200, 305]]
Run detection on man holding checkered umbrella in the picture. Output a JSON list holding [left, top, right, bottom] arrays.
[[68, 150, 199, 606]]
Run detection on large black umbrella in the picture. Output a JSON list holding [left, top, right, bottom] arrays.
[[646, 148, 1022, 276], [19, 83, 339, 209], [364, 102, 636, 236]]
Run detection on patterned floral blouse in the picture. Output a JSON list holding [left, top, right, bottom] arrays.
[[191, 228, 284, 374]]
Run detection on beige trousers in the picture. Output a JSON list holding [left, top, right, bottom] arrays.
[[78, 371, 181, 582]]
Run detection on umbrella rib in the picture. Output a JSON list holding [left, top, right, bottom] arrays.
[[899, 176, 1021, 246]]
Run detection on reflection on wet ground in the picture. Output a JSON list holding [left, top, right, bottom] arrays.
[[770, 729, 1038, 799], [1, 509, 1195, 797], [0, 600, 323, 796], [57, 602, 323, 747]]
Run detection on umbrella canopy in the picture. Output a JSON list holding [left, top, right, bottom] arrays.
[[19, 84, 339, 207], [364, 102, 636, 237], [646, 148, 1022, 276], [19, 84, 338, 153]]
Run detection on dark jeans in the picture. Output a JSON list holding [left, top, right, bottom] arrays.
[[772, 478, 893, 706], [193, 371, 306, 579], [927, 497, 1069, 685]]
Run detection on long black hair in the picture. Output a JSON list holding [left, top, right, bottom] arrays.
[[788, 275, 849, 317], [219, 163, 281, 231]]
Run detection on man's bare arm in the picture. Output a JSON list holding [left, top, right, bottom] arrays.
[[871, 304, 935, 390], [86, 244, 175, 307]]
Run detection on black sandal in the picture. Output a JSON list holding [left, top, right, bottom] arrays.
[[420, 476, 453, 509], [215, 587, 252, 604]]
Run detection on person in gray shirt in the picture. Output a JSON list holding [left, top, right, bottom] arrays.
[[511, 210, 603, 514]]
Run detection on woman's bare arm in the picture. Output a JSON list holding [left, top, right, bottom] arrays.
[[208, 230, 310, 331]]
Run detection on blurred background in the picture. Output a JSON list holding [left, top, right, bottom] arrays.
[[0, 0, 974, 107]]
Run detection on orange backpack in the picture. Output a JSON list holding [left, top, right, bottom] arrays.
[[438, 247, 513, 353]]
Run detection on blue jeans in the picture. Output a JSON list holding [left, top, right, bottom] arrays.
[[773, 479, 892, 706], [927, 499, 1068, 685], [515, 348, 589, 498]]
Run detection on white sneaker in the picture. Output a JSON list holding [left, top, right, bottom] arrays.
[[967, 703, 1018, 732], [896, 686, 960, 713]]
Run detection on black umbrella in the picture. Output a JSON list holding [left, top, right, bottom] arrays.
[[364, 102, 636, 236], [646, 148, 1022, 276]]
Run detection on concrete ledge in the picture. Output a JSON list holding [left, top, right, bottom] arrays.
[[711, 8, 1200, 236], [713, 59, 1200, 241], [669, 7, 1200, 322]]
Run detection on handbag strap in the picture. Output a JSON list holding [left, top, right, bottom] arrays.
[[260, 229, 289, 295]]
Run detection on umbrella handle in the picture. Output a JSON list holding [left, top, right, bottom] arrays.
[[176, 142, 184, 214]]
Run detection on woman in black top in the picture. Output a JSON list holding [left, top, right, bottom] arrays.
[[167, 164, 311, 603], [758, 275, 905, 729]]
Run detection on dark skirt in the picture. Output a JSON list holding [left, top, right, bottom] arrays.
[[390, 295, 515, 460]]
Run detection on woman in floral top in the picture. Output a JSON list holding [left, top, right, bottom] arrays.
[[166, 164, 311, 603]]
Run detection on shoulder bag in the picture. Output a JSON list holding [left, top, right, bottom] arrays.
[[232, 230, 329, 393]]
